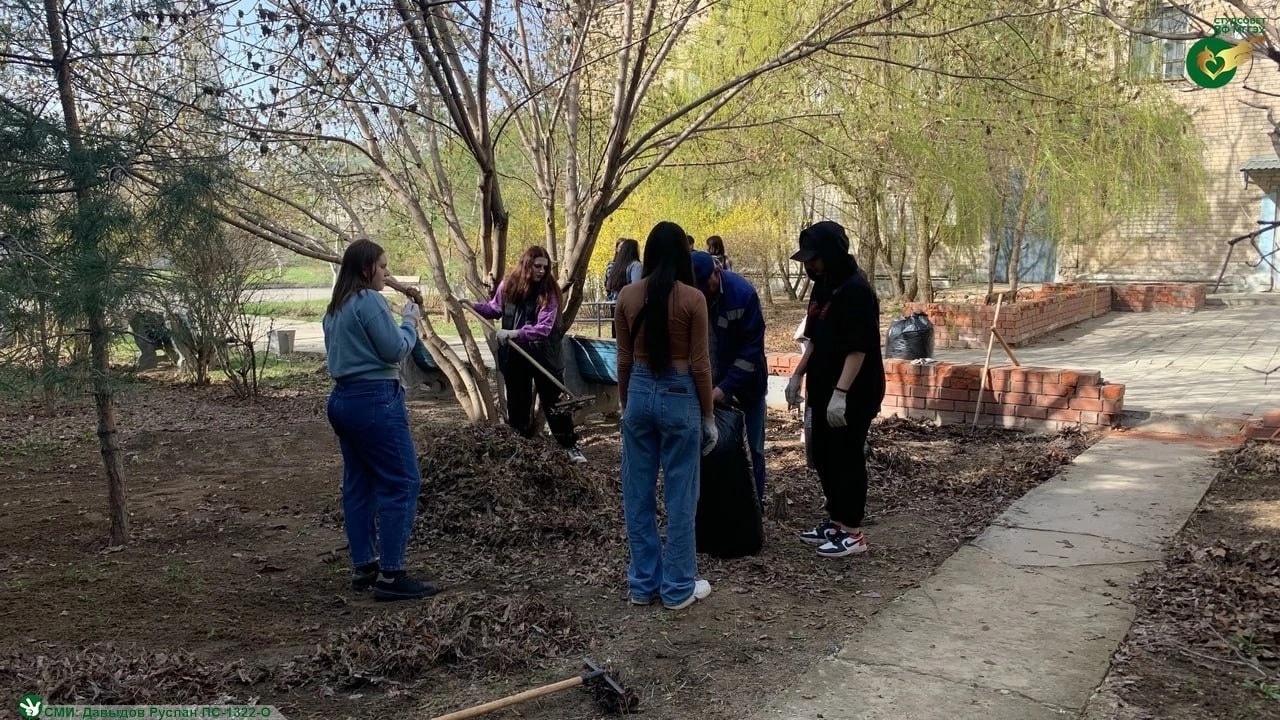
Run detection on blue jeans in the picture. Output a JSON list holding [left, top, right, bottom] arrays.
[[326, 379, 422, 572], [742, 393, 767, 505], [621, 365, 702, 606]]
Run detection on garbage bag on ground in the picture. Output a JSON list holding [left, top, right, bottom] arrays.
[[885, 311, 935, 360], [696, 404, 765, 559]]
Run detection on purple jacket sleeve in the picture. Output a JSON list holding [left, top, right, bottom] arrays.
[[516, 294, 559, 342], [471, 282, 504, 320]]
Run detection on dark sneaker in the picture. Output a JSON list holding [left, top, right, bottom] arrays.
[[815, 531, 869, 558], [350, 562, 379, 592], [567, 446, 587, 464], [799, 521, 840, 546], [373, 572, 439, 601], [629, 593, 657, 606]]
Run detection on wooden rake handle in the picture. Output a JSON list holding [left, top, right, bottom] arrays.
[[432, 675, 586, 720]]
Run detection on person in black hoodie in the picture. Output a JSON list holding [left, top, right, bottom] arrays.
[[785, 221, 885, 558]]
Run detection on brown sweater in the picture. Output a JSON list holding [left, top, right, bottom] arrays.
[[615, 279, 714, 416]]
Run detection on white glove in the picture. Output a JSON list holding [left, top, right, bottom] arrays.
[[785, 373, 804, 408], [401, 301, 421, 324], [494, 328, 518, 344], [826, 389, 848, 428], [701, 416, 718, 456]]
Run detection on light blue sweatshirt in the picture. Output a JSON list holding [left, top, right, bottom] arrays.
[[322, 289, 416, 382]]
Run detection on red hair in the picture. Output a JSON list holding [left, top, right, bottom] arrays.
[[502, 245, 562, 309]]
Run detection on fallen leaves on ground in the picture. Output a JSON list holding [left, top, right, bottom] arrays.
[[0, 594, 581, 703]]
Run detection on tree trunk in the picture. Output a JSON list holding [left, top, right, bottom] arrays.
[[776, 246, 799, 301], [45, 0, 129, 545], [90, 313, 129, 545], [1009, 143, 1042, 295]]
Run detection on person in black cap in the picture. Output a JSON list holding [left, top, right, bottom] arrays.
[[785, 221, 885, 558], [691, 250, 769, 505]]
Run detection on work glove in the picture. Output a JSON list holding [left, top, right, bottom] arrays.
[[785, 373, 804, 409], [493, 328, 518, 344], [826, 389, 848, 428], [401, 301, 421, 325], [701, 416, 719, 457]]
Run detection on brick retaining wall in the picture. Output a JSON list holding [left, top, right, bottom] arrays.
[[903, 284, 1112, 349], [766, 353, 1124, 432], [1109, 283, 1206, 312]]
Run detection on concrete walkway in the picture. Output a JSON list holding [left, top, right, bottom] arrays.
[[751, 434, 1225, 720], [931, 306, 1280, 432], [749, 305, 1277, 719]]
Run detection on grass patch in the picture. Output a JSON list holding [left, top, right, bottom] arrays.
[[243, 299, 328, 323], [263, 264, 333, 288]]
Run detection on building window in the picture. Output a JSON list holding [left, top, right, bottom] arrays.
[[1130, 4, 1189, 81]]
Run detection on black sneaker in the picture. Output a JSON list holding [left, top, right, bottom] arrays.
[[373, 572, 439, 601], [350, 562, 379, 592], [798, 521, 840, 546]]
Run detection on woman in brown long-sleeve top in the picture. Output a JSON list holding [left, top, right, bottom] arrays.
[[615, 220, 718, 611]]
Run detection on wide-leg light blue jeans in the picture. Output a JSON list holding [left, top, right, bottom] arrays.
[[621, 364, 702, 606]]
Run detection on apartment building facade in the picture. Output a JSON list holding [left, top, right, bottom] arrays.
[[1076, 0, 1280, 291]]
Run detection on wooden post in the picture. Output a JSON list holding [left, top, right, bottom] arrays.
[[972, 293, 1006, 426]]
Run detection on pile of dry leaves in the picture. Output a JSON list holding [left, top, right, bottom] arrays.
[[415, 424, 620, 543], [0, 595, 581, 703], [0, 646, 265, 705], [278, 593, 583, 690], [866, 416, 1094, 529], [1135, 538, 1280, 668]]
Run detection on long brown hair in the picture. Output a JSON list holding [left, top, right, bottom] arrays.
[[327, 238, 384, 316], [640, 221, 694, 374], [605, 238, 640, 294], [501, 245, 561, 309]]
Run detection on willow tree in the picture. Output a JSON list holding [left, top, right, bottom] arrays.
[[660, 0, 1205, 301]]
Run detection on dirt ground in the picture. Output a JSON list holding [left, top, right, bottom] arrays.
[[0, 367, 1095, 719], [1084, 443, 1280, 720]]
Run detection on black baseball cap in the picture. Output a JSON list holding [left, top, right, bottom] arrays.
[[791, 221, 850, 262]]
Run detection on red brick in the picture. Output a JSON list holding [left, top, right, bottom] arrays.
[[1101, 398, 1124, 415], [1013, 405, 1049, 419], [1002, 392, 1035, 407], [1079, 411, 1101, 425], [1264, 409, 1280, 427], [1040, 383, 1073, 396], [1046, 408, 1082, 423], [1036, 394, 1071, 409], [938, 388, 970, 402], [1075, 386, 1101, 399], [1069, 397, 1104, 412], [1100, 384, 1125, 400]]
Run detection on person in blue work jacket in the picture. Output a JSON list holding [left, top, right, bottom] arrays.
[[690, 250, 769, 505]]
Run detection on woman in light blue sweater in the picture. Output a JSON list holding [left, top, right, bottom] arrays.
[[322, 239, 436, 601]]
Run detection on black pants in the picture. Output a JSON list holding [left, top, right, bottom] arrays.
[[810, 404, 873, 528], [502, 351, 577, 449]]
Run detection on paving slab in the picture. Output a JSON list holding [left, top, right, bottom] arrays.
[[983, 436, 1219, 550], [931, 306, 1280, 427], [755, 657, 1074, 720], [750, 435, 1221, 720]]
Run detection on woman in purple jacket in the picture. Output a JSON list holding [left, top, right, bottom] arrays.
[[469, 246, 587, 464]]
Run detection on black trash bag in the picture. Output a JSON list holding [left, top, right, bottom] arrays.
[[885, 311, 935, 360], [696, 404, 764, 559]]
